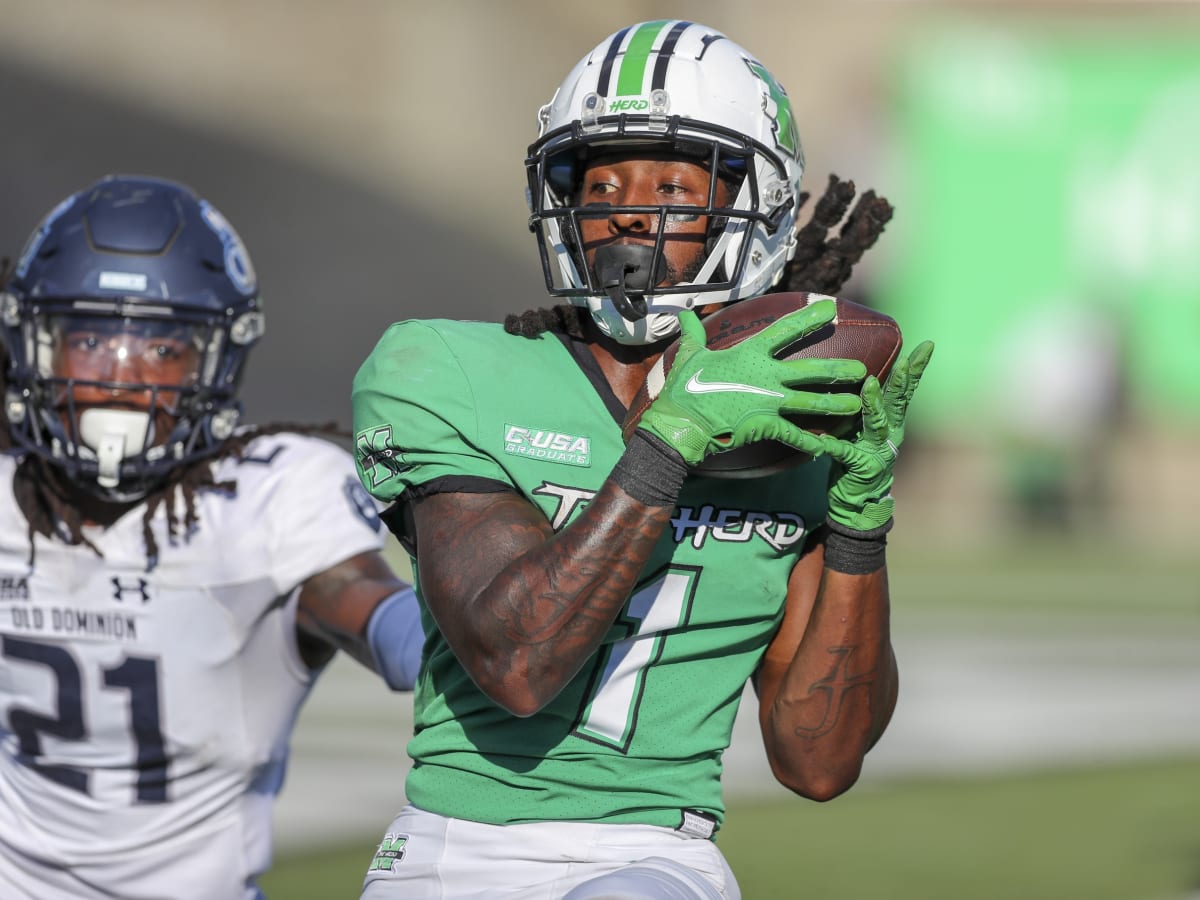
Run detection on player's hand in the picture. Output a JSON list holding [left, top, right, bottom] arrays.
[[791, 340, 934, 532], [637, 301, 867, 467]]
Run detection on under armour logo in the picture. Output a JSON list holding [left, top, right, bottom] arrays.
[[111, 577, 151, 603]]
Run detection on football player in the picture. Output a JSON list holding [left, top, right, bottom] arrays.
[[352, 20, 932, 899], [0, 175, 423, 899]]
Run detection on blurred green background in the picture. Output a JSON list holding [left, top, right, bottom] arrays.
[[0, 1, 1196, 898]]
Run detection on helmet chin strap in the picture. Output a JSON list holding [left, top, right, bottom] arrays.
[[78, 409, 152, 489], [595, 244, 660, 322]]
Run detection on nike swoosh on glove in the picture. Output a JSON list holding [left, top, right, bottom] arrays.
[[637, 302, 867, 468]]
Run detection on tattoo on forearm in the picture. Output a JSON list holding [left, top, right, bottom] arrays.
[[498, 490, 670, 673], [423, 484, 672, 700], [792, 645, 876, 740]]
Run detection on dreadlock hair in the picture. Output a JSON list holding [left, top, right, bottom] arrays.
[[777, 174, 894, 296], [11, 421, 346, 572], [504, 174, 894, 338], [503, 304, 589, 340]]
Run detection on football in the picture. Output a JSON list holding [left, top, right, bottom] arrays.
[[621, 292, 903, 479]]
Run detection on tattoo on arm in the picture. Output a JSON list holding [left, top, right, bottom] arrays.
[[501, 498, 669, 671], [791, 645, 877, 740], [501, 499, 663, 641], [419, 484, 673, 706]]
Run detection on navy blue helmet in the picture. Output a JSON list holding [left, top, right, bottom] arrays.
[[2, 175, 265, 501]]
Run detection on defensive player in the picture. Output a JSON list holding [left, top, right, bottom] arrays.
[[0, 175, 423, 899], [353, 20, 932, 899]]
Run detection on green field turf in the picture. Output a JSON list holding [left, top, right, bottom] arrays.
[[261, 755, 1200, 899]]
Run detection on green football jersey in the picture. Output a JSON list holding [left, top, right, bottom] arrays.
[[352, 318, 832, 832]]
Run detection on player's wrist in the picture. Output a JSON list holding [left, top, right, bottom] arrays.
[[822, 516, 893, 575], [611, 429, 689, 506], [636, 403, 712, 467]]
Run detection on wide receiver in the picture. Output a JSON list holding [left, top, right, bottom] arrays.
[[0, 176, 423, 899], [353, 19, 932, 899]]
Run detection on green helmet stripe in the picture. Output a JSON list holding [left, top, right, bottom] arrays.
[[615, 20, 672, 96]]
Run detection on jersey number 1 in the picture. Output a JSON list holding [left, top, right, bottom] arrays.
[[573, 566, 699, 753], [2, 636, 168, 803]]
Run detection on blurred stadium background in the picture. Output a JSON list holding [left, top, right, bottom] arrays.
[[1, 1, 1196, 897]]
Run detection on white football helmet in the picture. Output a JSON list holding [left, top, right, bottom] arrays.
[[526, 20, 805, 345]]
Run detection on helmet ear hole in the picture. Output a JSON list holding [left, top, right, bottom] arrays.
[[546, 152, 579, 202]]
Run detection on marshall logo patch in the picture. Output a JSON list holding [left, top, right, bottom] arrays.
[[367, 833, 409, 872]]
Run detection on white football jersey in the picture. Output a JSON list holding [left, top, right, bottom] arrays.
[[0, 432, 387, 899]]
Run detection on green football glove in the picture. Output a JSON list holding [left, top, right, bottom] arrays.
[[637, 301, 867, 468], [791, 340, 934, 532]]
